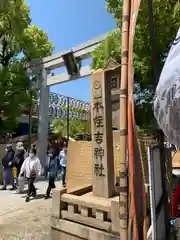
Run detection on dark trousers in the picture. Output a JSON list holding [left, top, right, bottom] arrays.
[[61, 166, 66, 185], [3, 168, 13, 187], [27, 177, 36, 196], [44, 165, 49, 179], [46, 177, 56, 196]]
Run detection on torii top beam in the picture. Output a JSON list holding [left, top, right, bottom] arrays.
[[30, 29, 117, 86]]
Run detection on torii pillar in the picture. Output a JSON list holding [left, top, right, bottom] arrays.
[[37, 68, 49, 168]]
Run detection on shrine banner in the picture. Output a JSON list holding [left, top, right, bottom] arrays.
[[154, 28, 180, 147]]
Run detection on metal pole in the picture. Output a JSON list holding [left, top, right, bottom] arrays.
[[119, 0, 130, 238], [66, 97, 70, 140], [28, 90, 33, 151], [148, 146, 157, 240], [158, 131, 170, 239]]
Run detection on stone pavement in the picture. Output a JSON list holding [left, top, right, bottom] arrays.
[[0, 180, 62, 240]]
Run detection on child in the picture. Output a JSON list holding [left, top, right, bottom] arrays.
[[44, 148, 58, 199], [19, 148, 41, 202]]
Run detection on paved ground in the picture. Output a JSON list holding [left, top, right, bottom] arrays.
[[0, 180, 62, 240]]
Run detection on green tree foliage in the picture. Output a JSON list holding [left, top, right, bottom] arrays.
[[52, 118, 91, 139], [92, 31, 121, 69], [92, 0, 180, 129], [0, 0, 54, 135]]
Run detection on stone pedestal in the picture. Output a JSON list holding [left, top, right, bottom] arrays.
[[51, 218, 119, 240], [51, 187, 120, 240], [51, 67, 120, 240]]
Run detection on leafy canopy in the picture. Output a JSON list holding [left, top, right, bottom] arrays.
[[92, 0, 180, 129], [53, 118, 91, 138], [0, 0, 54, 134]]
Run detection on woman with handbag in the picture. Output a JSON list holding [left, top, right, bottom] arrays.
[[19, 148, 41, 202]]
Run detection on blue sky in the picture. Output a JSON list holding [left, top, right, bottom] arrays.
[[26, 0, 116, 102]]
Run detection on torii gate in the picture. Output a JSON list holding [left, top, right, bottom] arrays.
[[28, 29, 116, 167]]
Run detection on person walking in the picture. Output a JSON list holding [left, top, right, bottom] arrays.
[[44, 151, 49, 179], [19, 148, 41, 202], [1, 143, 15, 190], [44, 148, 58, 199], [11, 142, 26, 187], [59, 143, 67, 187]]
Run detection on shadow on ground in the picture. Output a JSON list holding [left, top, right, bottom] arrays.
[[21, 193, 47, 201], [30, 194, 47, 201]]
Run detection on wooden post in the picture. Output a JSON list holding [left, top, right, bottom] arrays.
[[128, 0, 142, 239], [119, 0, 130, 239]]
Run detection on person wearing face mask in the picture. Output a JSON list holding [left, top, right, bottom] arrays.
[[11, 142, 26, 188], [44, 148, 58, 199], [1, 143, 15, 190], [59, 142, 67, 187], [19, 148, 41, 202]]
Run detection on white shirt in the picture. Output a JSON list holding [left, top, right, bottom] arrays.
[[20, 156, 41, 178], [59, 150, 67, 167]]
